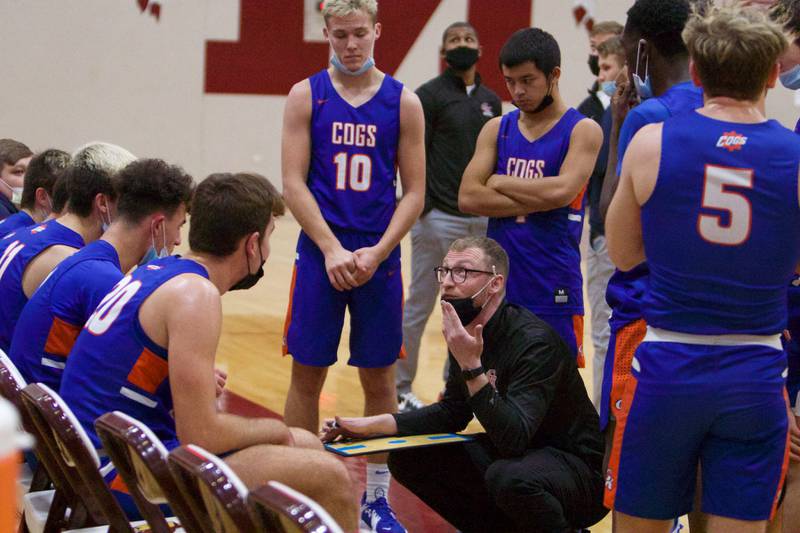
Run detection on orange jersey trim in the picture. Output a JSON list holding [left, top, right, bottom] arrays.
[[573, 315, 585, 368], [609, 319, 647, 421], [127, 348, 168, 395], [43, 317, 82, 357], [604, 373, 639, 510]]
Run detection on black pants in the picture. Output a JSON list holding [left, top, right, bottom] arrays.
[[388, 438, 608, 533]]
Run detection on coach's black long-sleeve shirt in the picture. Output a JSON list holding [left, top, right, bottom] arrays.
[[394, 302, 604, 470]]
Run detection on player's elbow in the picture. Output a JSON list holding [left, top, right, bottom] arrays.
[[607, 238, 643, 272], [458, 186, 481, 215]]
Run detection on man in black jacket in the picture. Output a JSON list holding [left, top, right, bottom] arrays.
[[396, 22, 502, 413], [324, 237, 607, 533]]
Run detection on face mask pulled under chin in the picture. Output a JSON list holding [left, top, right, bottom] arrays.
[[442, 275, 496, 326], [230, 242, 265, 291], [330, 54, 375, 76]]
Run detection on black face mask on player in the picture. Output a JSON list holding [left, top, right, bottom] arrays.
[[588, 54, 600, 76], [230, 243, 265, 291], [532, 75, 554, 114]]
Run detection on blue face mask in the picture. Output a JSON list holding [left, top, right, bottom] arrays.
[[780, 65, 800, 90], [633, 39, 653, 100], [601, 80, 617, 97], [101, 211, 112, 233], [138, 221, 169, 266], [330, 54, 375, 76]]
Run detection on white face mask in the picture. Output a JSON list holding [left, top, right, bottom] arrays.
[[0, 179, 23, 206]]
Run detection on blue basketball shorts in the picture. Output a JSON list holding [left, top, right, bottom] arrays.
[[535, 312, 584, 367], [282, 229, 403, 368], [604, 329, 790, 521]]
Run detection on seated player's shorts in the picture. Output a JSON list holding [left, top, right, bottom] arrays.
[[536, 313, 584, 367], [599, 319, 647, 431], [283, 229, 402, 368], [605, 330, 789, 521], [784, 335, 800, 414]]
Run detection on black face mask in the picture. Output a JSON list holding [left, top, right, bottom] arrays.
[[441, 276, 495, 326], [445, 46, 479, 71], [588, 54, 600, 76], [532, 78, 554, 114], [230, 243, 265, 291]]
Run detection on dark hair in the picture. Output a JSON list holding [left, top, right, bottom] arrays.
[[0, 139, 32, 167], [499, 28, 560, 76], [50, 173, 69, 214], [65, 142, 135, 218], [626, 0, 691, 58], [449, 236, 510, 278], [113, 159, 194, 224], [19, 149, 70, 210], [189, 173, 285, 257], [441, 21, 478, 45], [772, 0, 800, 36]]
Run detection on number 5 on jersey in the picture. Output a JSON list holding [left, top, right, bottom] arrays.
[[334, 152, 372, 192], [698, 165, 753, 246]]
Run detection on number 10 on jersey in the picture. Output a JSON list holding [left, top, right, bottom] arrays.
[[334, 152, 372, 192]]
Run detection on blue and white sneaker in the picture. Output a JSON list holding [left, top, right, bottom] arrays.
[[360, 491, 407, 533]]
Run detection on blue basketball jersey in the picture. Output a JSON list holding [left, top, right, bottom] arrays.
[[9, 240, 122, 390], [487, 108, 586, 316], [0, 220, 84, 352], [307, 70, 403, 233], [0, 211, 34, 237], [60, 256, 209, 451], [606, 82, 704, 331], [642, 112, 800, 335]]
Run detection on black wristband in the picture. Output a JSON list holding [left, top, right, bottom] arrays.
[[461, 365, 484, 381]]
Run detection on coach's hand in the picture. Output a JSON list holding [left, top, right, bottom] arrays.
[[324, 245, 359, 291], [320, 414, 397, 443], [441, 300, 483, 371], [353, 246, 382, 286]]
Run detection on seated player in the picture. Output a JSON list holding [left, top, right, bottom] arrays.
[[0, 149, 70, 236], [47, 170, 69, 220], [0, 139, 33, 220], [10, 158, 194, 390], [59, 173, 358, 530], [0, 142, 135, 353], [605, 6, 800, 532]]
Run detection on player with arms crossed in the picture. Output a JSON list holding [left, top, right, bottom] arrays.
[[281, 1, 425, 531], [605, 6, 800, 532], [459, 27, 602, 365], [60, 173, 358, 529]]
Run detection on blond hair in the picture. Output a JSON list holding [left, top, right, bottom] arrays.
[[597, 36, 624, 61], [590, 21, 623, 37], [322, 0, 378, 23], [683, 4, 786, 100]]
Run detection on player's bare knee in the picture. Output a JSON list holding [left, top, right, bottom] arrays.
[[359, 367, 396, 398], [288, 427, 323, 450]]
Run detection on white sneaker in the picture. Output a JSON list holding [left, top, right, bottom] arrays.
[[397, 392, 424, 413]]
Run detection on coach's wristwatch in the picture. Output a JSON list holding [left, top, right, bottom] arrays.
[[461, 365, 484, 381]]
